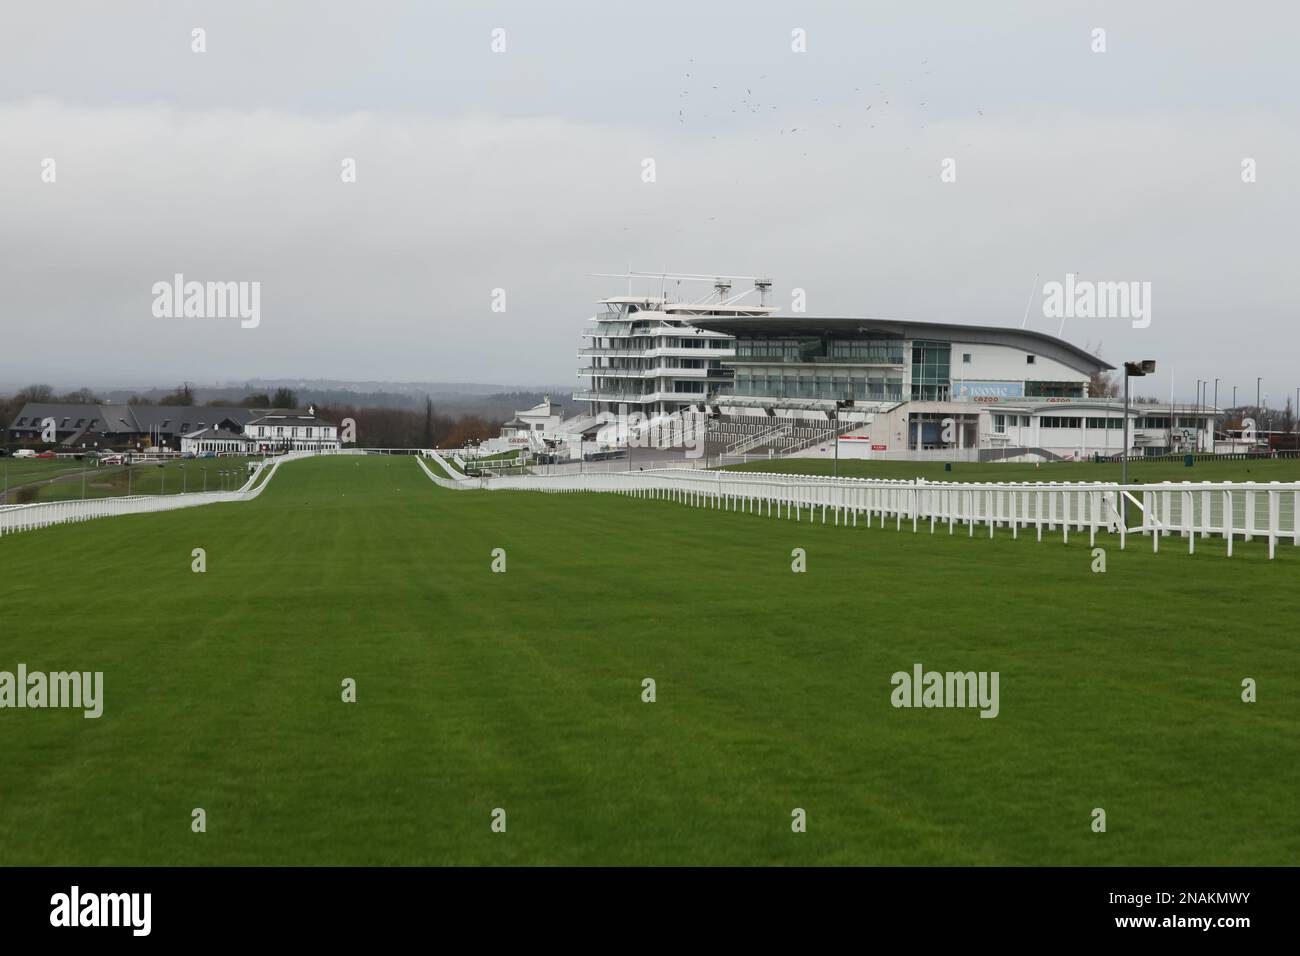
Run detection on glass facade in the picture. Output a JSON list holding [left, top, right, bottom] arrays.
[[825, 338, 906, 364], [910, 341, 951, 401], [733, 336, 904, 364], [1025, 380, 1085, 398], [731, 366, 903, 401]]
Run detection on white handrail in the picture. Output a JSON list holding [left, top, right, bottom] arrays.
[[413, 463, 1300, 561]]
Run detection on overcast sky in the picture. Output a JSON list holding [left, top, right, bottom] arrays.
[[1, 1, 1297, 403]]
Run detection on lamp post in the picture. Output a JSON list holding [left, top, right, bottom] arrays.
[[1194, 379, 1201, 453], [1121, 360, 1156, 526], [1213, 378, 1219, 454], [833, 399, 854, 477]]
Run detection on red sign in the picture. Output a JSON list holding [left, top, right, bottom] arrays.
[[872, 444, 887, 451]]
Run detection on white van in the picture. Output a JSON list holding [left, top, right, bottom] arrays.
[[12, 449, 36, 459]]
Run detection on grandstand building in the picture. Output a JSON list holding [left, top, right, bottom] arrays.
[[573, 276, 1221, 462], [574, 281, 776, 423], [688, 313, 1213, 461]]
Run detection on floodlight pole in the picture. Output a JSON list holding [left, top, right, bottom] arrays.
[[1213, 379, 1219, 454], [833, 407, 839, 478]]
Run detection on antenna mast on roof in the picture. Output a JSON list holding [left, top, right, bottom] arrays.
[[713, 278, 732, 302], [1020, 272, 1039, 330], [1057, 273, 1074, 338], [755, 277, 772, 307]]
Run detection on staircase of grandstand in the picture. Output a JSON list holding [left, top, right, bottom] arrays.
[[713, 414, 853, 457], [630, 415, 706, 450], [781, 419, 859, 456], [714, 414, 797, 454], [725, 421, 792, 455]]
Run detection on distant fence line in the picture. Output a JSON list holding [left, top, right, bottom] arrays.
[[415, 457, 1299, 560], [1098, 450, 1300, 463], [0, 450, 340, 537]]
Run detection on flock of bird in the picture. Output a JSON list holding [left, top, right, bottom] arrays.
[[673, 56, 983, 150], [664, 57, 985, 220]]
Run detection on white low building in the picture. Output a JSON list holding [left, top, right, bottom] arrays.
[[180, 427, 255, 455], [244, 408, 340, 452], [500, 396, 565, 443]]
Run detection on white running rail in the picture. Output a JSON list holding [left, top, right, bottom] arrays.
[[413, 462, 1300, 560], [0, 450, 326, 537]]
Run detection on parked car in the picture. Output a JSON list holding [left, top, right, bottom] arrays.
[[35, 451, 57, 459], [12, 449, 36, 459], [198, 451, 217, 459]]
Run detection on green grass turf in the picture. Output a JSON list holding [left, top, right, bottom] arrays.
[[722, 455, 1300, 485], [0, 455, 1296, 865], [1, 458, 94, 490], [11, 457, 262, 502]]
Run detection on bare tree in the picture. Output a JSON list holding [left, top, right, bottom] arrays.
[[17, 384, 54, 403], [1084, 341, 1120, 397]]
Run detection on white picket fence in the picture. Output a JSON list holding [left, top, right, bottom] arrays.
[[0, 450, 323, 538], [415, 458, 1300, 560]]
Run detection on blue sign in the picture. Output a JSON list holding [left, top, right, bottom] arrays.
[[953, 381, 1024, 400]]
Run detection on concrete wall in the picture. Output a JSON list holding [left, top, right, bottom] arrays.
[[950, 339, 1088, 389]]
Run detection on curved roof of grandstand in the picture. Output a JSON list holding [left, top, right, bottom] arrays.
[[687, 316, 1113, 372]]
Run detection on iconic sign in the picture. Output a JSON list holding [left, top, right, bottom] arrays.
[[953, 381, 1024, 400]]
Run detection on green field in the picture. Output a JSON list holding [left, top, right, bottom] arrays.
[[1, 455, 1296, 865], [1, 457, 259, 503], [724, 455, 1300, 485], [1, 458, 93, 490]]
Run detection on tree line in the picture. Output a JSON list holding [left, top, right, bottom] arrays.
[[1, 385, 500, 449]]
